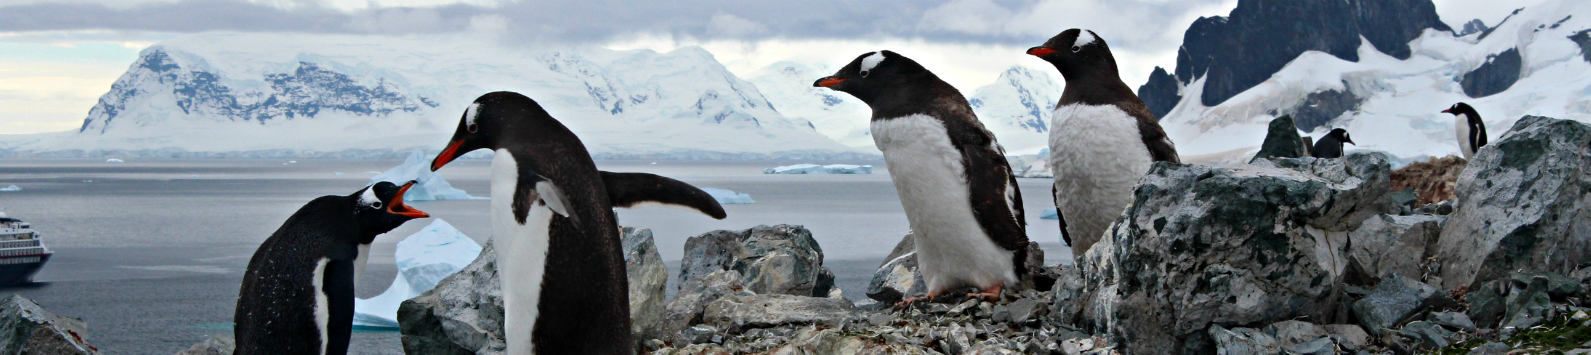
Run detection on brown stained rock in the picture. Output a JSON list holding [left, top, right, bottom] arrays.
[[1389, 155, 1466, 205]]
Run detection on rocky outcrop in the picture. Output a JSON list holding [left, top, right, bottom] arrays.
[[678, 225, 835, 298], [174, 335, 234, 355], [1460, 48, 1522, 98], [702, 294, 853, 333], [1434, 116, 1591, 290], [1390, 155, 1466, 205], [1137, 67, 1180, 119], [1573, 30, 1591, 64], [1345, 214, 1444, 285], [624, 227, 670, 341], [1251, 115, 1311, 161], [0, 295, 97, 355]]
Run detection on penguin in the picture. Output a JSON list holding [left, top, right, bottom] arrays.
[[1310, 128, 1355, 159], [1442, 102, 1487, 159], [235, 181, 430, 355], [1028, 29, 1180, 258], [814, 50, 1030, 302], [429, 92, 727, 355]]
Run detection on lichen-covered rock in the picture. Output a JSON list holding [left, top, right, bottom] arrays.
[[1251, 115, 1311, 161], [174, 335, 234, 355], [1351, 273, 1438, 335], [1075, 153, 1392, 354], [679, 225, 835, 298], [659, 270, 751, 336], [1208, 325, 1280, 355], [623, 227, 669, 341], [1435, 116, 1591, 290], [1262, 320, 1326, 349], [399, 239, 504, 355], [866, 251, 926, 304], [1346, 214, 1444, 285], [0, 295, 97, 355], [702, 294, 853, 333]]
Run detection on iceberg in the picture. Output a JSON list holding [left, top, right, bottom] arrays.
[[105, 158, 124, 163], [763, 164, 873, 174], [1040, 208, 1059, 220], [0, 185, 18, 192], [352, 219, 483, 329], [370, 152, 486, 201], [702, 188, 755, 204]]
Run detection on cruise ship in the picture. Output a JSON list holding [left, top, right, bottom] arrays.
[[0, 213, 52, 286]]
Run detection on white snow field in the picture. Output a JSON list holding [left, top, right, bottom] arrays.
[[1160, 0, 1591, 163], [368, 152, 483, 201], [352, 219, 482, 329], [702, 188, 756, 205], [762, 163, 875, 174]]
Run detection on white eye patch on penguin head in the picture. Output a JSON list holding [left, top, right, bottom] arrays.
[[1071, 29, 1098, 52], [359, 185, 383, 209], [464, 102, 481, 133], [858, 51, 886, 78]]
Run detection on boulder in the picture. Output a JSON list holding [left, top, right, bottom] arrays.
[[679, 225, 835, 298], [1501, 275, 1553, 331], [1262, 320, 1326, 349], [1351, 273, 1438, 335], [624, 227, 670, 341], [1321, 324, 1368, 350], [1465, 279, 1509, 329], [1434, 116, 1591, 290], [1250, 116, 1311, 161], [1075, 153, 1392, 354], [1430, 311, 1477, 332], [174, 335, 234, 355], [1346, 214, 1444, 285], [659, 270, 751, 336], [1389, 321, 1459, 352], [1207, 325, 1280, 355], [702, 294, 853, 333], [866, 235, 926, 304], [1390, 155, 1466, 205], [0, 295, 97, 355]]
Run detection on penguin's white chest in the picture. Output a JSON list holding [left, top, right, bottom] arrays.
[[1455, 113, 1476, 159], [871, 114, 1015, 292], [1048, 104, 1153, 252], [491, 149, 554, 355], [311, 258, 331, 355]]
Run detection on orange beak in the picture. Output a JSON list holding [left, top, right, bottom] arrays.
[[1441, 109, 1453, 114], [1027, 47, 1057, 56], [431, 140, 464, 172], [386, 182, 430, 218], [814, 77, 846, 87]]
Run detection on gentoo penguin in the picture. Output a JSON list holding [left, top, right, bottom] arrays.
[[429, 92, 727, 355], [235, 181, 429, 355], [1310, 128, 1355, 159], [1028, 29, 1180, 258], [1442, 102, 1487, 159], [814, 50, 1030, 302]]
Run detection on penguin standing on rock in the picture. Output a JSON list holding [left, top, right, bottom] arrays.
[[1310, 128, 1355, 159], [235, 181, 430, 355], [430, 92, 727, 355], [1028, 29, 1180, 258], [814, 50, 1030, 302], [1442, 102, 1487, 159]]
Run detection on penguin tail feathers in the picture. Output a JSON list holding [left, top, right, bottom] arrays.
[[600, 171, 728, 219]]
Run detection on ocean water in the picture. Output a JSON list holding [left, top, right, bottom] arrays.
[[0, 158, 1069, 354]]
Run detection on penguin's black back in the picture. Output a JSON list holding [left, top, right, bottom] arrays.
[[235, 196, 360, 355]]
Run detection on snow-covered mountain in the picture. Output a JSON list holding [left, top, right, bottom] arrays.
[[1149, 0, 1591, 162], [748, 62, 1059, 152], [0, 34, 863, 159]]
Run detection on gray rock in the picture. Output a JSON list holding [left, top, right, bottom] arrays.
[[1414, 200, 1456, 215], [1007, 299, 1045, 325], [1346, 214, 1444, 285], [624, 227, 670, 341], [680, 225, 833, 297], [679, 324, 720, 345], [399, 239, 504, 355], [768, 327, 937, 355], [1392, 321, 1460, 351], [0, 295, 97, 355], [1263, 320, 1326, 349], [1434, 116, 1591, 290], [1321, 324, 1368, 351], [1466, 279, 1508, 329], [1466, 342, 1510, 355], [1208, 325, 1281, 355], [1431, 311, 1477, 332], [1048, 265, 1087, 326], [1286, 336, 1334, 355], [866, 251, 926, 304], [174, 335, 234, 355], [702, 294, 853, 333], [661, 270, 750, 336], [1075, 153, 1392, 354], [1351, 273, 1438, 335], [1251, 115, 1311, 161], [1509, 271, 1580, 299], [1501, 275, 1553, 330]]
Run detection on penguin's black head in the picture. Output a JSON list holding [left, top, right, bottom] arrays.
[[432, 92, 549, 171], [1442, 102, 1476, 116], [1027, 29, 1117, 79], [353, 181, 430, 242], [812, 50, 937, 106], [1327, 128, 1354, 145]]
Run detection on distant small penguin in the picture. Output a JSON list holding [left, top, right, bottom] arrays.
[[1028, 29, 1180, 258], [430, 92, 727, 355], [1311, 128, 1355, 159], [235, 181, 429, 355], [1442, 102, 1487, 159], [814, 50, 1030, 302]]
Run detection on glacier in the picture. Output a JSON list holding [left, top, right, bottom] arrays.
[[702, 188, 755, 204], [352, 219, 482, 329], [763, 164, 874, 174], [1158, 0, 1591, 163], [368, 151, 483, 201]]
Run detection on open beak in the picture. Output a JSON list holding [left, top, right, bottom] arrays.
[[431, 141, 465, 172], [1027, 47, 1057, 56], [813, 76, 846, 87], [386, 181, 430, 218]]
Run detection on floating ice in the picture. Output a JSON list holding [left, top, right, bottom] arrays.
[[763, 164, 874, 174], [352, 219, 483, 329], [703, 188, 755, 204], [370, 152, 486, 201], [105, 158, 124, 163], [334, 172, 344, 176], [0, 185, 18, 192], [1040, 208, 1059, 220]]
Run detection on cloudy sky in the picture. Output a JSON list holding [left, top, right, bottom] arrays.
[[0, 0, 1547, 134]]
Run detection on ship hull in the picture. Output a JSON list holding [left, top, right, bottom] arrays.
[[0, 253, 51, 286]]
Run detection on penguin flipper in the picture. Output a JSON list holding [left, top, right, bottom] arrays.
[[600, 171, 728, 219], [1053, 184, 1071, 247], [513, 175, 579, 226]]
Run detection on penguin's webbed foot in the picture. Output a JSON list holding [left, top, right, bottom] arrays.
[[967, 285, 1003, 301], [897, 291, 944, 308]]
